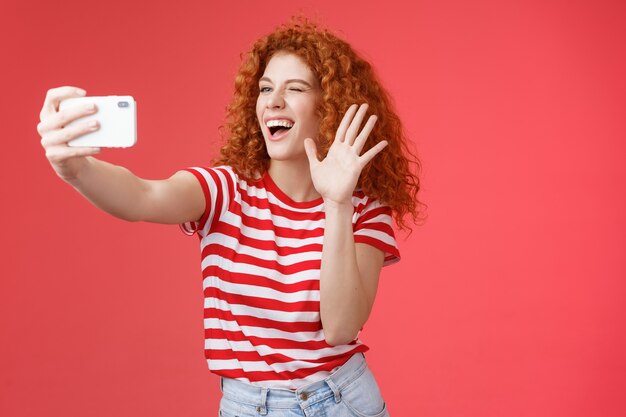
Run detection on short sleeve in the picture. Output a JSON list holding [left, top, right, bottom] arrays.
[[179, 166, 234, 237], [353, 198, 400, 266]]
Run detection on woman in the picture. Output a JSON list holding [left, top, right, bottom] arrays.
[[38, 19, 421, 417]]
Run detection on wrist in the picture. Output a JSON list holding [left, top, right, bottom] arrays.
[[323, 198, 354, 215], [63, 157, 93, 185]]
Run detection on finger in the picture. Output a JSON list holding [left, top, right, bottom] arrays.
[[359, 140, 388, 166], [304, 138, 320, 167], [41, 119, 100, 147], [345, 103, 370, 145], [353, 115, 378, 154], [38, 102, 97, 134], [40, 86, 87, 121], [335, 104, 359, 143]]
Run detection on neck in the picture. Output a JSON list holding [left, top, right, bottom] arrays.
[[268, 159, 320, 202]]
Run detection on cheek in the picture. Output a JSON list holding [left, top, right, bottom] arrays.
[[255, 100, 268, 132], [300, 101, 320, 127], [255, 97, 263, 119], [308, 105, 321, 130]]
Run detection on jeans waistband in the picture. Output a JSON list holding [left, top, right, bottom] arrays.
[[220, 353, 367, 410]]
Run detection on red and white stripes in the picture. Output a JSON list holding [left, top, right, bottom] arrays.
[[181, 166, 399, 390]]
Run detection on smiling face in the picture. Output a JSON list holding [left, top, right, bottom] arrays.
[[256, 52, 321, 165]]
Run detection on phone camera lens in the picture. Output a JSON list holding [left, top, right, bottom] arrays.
[[118, 101, 129, 108]]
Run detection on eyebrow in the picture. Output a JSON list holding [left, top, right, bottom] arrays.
[[258, 77, 313, 87]]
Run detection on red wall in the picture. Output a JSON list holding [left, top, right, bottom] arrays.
[[2, 1, 625, 416]]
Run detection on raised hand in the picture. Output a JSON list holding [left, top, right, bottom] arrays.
[[304, 103, 388, 206], [37, 86, 101, 181]]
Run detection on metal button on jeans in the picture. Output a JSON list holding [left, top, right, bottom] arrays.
[[300, 391, 309, 401]]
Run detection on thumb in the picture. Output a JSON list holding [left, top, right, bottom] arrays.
[[303, 138, 320, 167]]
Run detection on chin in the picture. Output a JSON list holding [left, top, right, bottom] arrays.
[[266, 148, 307, 164], [265, 144, 302, 163], [266, 151, 298, 162]]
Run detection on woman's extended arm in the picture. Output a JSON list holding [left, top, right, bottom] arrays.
[[38, 86, 204, 224], [304, 103, 389, 346]]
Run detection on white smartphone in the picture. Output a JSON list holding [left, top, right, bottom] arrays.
[[59, 96, 137, 148]]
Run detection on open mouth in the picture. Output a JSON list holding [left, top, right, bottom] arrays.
[[266, 119, 294, 138]]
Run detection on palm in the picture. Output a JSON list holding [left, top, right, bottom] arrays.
[[305, 103, 388, 205]]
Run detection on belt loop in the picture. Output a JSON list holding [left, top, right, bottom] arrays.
[[259, 387, 269, 415], [325, 377, 342, 403]]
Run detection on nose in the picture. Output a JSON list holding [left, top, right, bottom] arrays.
[[266, 89, 285, 109]]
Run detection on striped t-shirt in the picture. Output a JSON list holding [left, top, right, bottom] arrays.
[[181, 165, 400, 390]]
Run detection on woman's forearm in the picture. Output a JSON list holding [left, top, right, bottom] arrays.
[[66, 156, 154, 222], [319, 201, 371, 346]]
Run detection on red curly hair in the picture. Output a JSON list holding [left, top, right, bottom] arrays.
[[215, 18, 424, 231]]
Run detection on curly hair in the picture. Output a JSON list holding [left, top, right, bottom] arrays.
[[214, 18, 424, 231]]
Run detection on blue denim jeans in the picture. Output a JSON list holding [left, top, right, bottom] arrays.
[[218, 353, 390, 417]]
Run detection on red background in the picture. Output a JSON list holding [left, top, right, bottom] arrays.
[[2, 0, 625, 416]]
